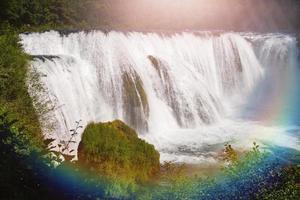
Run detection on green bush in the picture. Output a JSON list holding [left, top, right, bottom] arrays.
[[0, 0, 90, 30], [78, 120, 160, 183], [0, 107, 46, 199], [221, 143, 300, 199], [0, 25, 43, 147]]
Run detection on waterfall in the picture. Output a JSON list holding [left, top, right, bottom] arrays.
[[20, 31, 300, 163]]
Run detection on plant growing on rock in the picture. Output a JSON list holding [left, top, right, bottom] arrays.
[[77, 120, 160, 183]]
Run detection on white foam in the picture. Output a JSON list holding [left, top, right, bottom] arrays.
[[20, 31, 300, 163]]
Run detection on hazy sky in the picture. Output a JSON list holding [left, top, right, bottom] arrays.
[[89, 0, 300, 31]]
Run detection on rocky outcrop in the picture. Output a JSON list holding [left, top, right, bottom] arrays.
[[122, 70, 149, 132], [77, 120, 160, 182]]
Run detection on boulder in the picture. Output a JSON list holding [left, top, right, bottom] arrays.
[[78, 120, 160, 182]]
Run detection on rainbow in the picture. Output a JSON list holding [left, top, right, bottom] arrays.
[[21, 31, 300, 199]]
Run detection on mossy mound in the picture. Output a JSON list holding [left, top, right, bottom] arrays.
[[77, 120, 160, 183]]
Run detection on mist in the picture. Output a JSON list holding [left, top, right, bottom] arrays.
[[85, 0, 300, 32]]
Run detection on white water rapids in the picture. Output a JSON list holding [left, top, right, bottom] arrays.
[[20, 31, 300, 163]]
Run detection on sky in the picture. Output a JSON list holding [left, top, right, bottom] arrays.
[[89, 0, 300, 32]]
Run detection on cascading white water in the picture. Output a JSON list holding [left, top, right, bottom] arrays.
[[20, 31, 300, 163]]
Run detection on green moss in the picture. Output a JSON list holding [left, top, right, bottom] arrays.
[[78, 120, 160, 183], [122, 71, 149, 131]]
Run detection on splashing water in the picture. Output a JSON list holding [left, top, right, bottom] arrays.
[[20, 31, 300, 163]]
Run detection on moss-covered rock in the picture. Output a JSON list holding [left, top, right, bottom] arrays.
[[77, 120, 160, 183], [122, 70, 149, 132]]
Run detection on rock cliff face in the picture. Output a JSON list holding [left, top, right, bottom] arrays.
[[77, 120, 160, 182]]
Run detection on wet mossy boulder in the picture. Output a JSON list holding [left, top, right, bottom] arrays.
[[77, 120, 160, 183], [122, 71, 149, 132]]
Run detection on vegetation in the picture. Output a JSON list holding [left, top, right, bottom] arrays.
[[2, 0, 300, 32], [147, 143, 300, 200], [219, 143, 300, 200], [78, 120, 160, 183], [1, 101, 299, 199], [0, 3, 80, 197], [0, 0, 92, 31], [0, 25, 43, 147], [0, 0, 299, 199], [0, 107, 57, 199]]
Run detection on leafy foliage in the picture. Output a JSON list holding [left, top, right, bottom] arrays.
[[0, 107, 48, 199], [145, 143, 299, 200], [223, 143, 238, 163], [78, 120, 160, 183], [0, 0, 91, 30], [0, 1, 299, 199], [0, 25, 43, 146]]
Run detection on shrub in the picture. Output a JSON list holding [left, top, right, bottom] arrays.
[[0, 25, 43, 146], [78, 120, 160, 183]]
